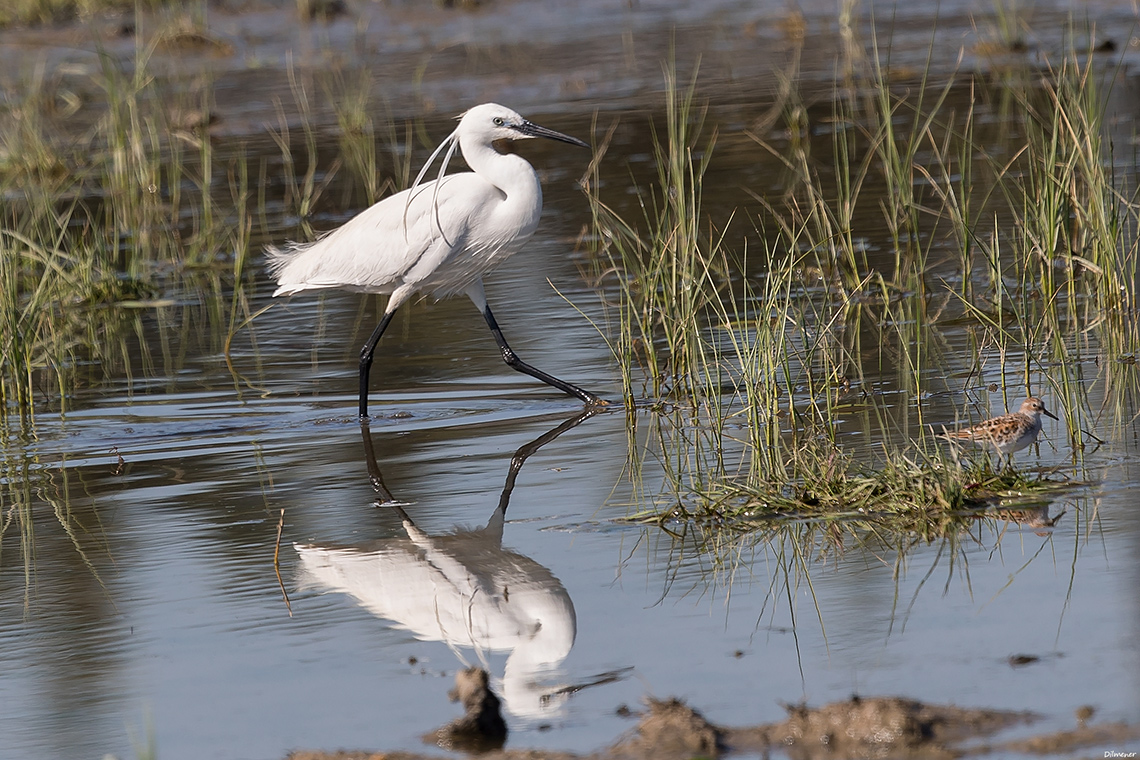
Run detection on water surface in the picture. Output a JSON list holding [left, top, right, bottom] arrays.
[[2, 2, 1140, 757]]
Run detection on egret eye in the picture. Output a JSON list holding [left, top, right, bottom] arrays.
[[492, 117, 505, 126]]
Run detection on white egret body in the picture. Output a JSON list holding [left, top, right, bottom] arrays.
[[268, 103, 603, 417]]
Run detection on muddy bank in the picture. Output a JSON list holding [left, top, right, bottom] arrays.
[[287, 686, 1138, 760]]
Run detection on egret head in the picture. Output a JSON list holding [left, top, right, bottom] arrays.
[[458, 103, 589, 149], [404, 103, 590, 226]]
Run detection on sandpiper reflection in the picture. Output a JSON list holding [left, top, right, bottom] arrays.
[[295, 411, 596, 719]]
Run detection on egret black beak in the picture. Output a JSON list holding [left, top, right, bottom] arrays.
[[514, 120, 590, 148]]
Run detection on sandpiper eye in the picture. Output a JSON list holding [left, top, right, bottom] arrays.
[[492, 117, 504, 126]]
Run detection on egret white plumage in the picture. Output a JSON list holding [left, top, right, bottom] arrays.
[[268, 103, 604, 418]]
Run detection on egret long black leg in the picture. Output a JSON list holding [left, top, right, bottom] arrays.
[[358, 417, 396, 503], [479, 303, 605, 406], [359, 311, 396, 419]]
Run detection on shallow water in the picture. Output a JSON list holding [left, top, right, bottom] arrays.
[[3, 1, 1140, 758], [4, 229, 1139, 760]]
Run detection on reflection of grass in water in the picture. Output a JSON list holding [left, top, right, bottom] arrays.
[[0, 446, 112, 614], [632, 488, 1071, 662], [585, 30, 1134, 533]]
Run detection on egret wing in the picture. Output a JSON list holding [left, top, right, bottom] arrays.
[[269, 176, 490, 296]]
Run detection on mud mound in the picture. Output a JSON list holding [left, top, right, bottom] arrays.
[[426, 667, 509, 752], [729, 695, 1034, 759], [615, 697, 722, 758], [288, 693, 1131, 760]]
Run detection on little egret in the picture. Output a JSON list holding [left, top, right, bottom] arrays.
[[268, 103, 605, 418]]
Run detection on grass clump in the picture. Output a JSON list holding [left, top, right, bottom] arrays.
[[622, 404, 1072, 534], [585, 32, 1129, 535], [0, 36, 424, 423], [0, 38, 250, 422], [584, 62, 728, 405]]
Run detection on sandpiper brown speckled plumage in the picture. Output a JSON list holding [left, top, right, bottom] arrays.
[[944, 397, 1058, 455]]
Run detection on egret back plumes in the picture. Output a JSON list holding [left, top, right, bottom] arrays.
[[266, 103, 605, 417], [267, 151, 540, 300]]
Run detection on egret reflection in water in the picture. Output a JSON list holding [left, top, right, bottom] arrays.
[[295, 412, 597, 718]]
